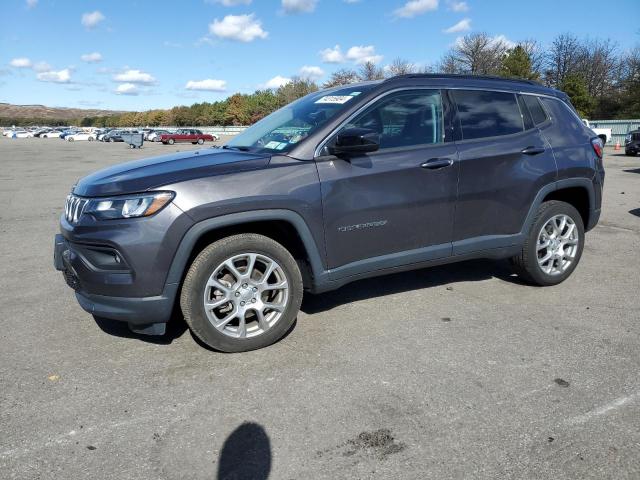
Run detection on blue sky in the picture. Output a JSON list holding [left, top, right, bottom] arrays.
[[1, 0, 638, 111]]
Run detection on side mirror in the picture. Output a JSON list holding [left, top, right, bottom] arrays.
[[329, 127, 380, 156]]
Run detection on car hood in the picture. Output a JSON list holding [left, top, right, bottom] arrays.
[[73, 148, 271, 197]]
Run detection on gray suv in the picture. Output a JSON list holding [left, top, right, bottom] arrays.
[[54, 74, 605, 352]]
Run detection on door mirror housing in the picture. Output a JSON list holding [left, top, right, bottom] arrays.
[[329, 127, 380, 156]]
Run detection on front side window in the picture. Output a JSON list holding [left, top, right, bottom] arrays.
[[452, 90, 524, 140], [338, 90, 444, 150]]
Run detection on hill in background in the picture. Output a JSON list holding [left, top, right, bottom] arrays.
[[0, 103, 126, 123]]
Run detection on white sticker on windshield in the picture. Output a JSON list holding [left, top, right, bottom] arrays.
[[264, 141, 282, 149], [315, 95, 354, 104]]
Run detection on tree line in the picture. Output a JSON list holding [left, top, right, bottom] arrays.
[[2, 32, 638, 128]]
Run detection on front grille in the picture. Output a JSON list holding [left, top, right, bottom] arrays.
[[64, 194, 89, 223]]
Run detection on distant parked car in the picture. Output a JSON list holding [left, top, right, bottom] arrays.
[[59, 130, 80, 140], [42, 129, 65, 138], [67, 132, 96, 142], [159, 129, 215, 145], [102, 130, 126, 142], [147, 129, 172, 142], [625, 130, 640, 156], [9, 129, 34, 138], [582, 119, 611, 145]]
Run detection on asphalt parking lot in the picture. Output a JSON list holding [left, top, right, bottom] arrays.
[[0, 137, 639, 480]]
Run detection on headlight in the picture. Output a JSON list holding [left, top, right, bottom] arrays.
[[85, 191, 174, 220]]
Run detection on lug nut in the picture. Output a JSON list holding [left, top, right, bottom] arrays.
[[252, 287, 257, 292], [251, 298, 256, 303], [242, 283, 248, 288], [240, 301, 245, 306], [235, 292, 240, 297]]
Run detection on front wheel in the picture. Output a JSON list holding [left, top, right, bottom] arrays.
[[180, 234, 303, 352], [511, 200, 585, 286], [168, 138, 175, 145], [197, 138, 204, 145]]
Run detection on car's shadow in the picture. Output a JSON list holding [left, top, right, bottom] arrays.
[[93, 308, 188, 345], [630, 208, 640, 218], [94, 259, 525, 344], [623, 168, 640, 174], [301, 259, 525, 314]]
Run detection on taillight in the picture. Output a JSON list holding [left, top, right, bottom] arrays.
[[591, 137, 603, 159]]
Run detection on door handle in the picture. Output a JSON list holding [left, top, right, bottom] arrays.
[[420, 158, 453, 170], [521, 146, 545, 155]]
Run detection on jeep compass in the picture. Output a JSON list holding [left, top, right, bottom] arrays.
[[54, 74, 605, 352]]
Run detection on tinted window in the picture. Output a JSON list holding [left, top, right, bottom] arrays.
[[516, 95, 534, 130], [342, 90, 443, 150], [452, 90, 523, 140], [522, 95, 548, 125]]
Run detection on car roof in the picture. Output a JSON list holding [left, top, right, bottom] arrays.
[[324, 74, 565, 101]]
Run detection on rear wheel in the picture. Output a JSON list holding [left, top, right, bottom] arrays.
[[197, 138, 204, 145], [511, 200, 584, 286], [180, 234, 303, 352]]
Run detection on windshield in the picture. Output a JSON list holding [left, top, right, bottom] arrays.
[[225, 84, 376, 154]]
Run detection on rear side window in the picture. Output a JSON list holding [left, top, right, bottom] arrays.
[[522, 95, 548, 125], [452, 90, 524, 140]]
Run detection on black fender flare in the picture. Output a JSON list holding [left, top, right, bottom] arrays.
[[163, 209, 327, 289], [520, 178, 597, 236]]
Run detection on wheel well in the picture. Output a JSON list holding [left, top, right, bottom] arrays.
[[542, 187, 590, 227], [185, 220, 314, 288], [598, 134, 607, 144]]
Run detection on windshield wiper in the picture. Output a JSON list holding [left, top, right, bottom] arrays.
[[222, 145, 251, 151]]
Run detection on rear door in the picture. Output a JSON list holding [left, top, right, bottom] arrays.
[[316, 88, 459, 271], [450, 89, 557, 254]]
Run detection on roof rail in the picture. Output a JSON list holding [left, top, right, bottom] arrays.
[[385, 73, 542, 86]]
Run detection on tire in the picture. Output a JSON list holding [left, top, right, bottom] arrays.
[[180, 234, 303, 352], [197, 138, 204, 145], [511, 200, 585, 286], [109, 138, 115, 143], [168, 138, 175, 145], [68, 137, 74, 142], [88, 136, 94, 142]]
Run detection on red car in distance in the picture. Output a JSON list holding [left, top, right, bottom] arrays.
[[160, 129, 218, 145]]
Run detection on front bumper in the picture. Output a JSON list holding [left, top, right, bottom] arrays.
[[54, 233, 177, 329]]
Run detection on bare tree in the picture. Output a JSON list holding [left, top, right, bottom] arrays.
[[358, 61, 385, 81], [545, 33, 586, 88], [519, 39, 545, 77], [385, 57, 418, 78], [322, 69, 360, 88], [579, 38, 620, 98], [437, 33, 509, 75]]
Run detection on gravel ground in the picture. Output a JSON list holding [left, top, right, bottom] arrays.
[[0, 138, 638, 480]]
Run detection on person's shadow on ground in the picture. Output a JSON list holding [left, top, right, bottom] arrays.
[[216, 422, 271, 480]]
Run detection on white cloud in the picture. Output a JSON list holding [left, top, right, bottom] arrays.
[[394, 0, 438, 18], [208, 0, 252, 5], [491, 34, 516, 49], [209, 14, 268, 42], [37, 69, 71, 83], [10, 57, 32, 68], [443, 18, 471, 33], [299, 65, 324, 81], [113, 69, 156, 84], [320, 45, 344, 63], [81, 11, 105, 29], [32, 61, 51, 72], [447, 0, 468, 12], [185, 79, 227, 91], [346, 45, 383, 64], [262, 75, 291, 89], [115, 83, 139, 95], [282, 0, 317, 14], [26, 0, 37, 9], [81, 52, 103, 63]]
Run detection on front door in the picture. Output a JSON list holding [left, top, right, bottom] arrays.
[[316, 89, 459, 272]]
